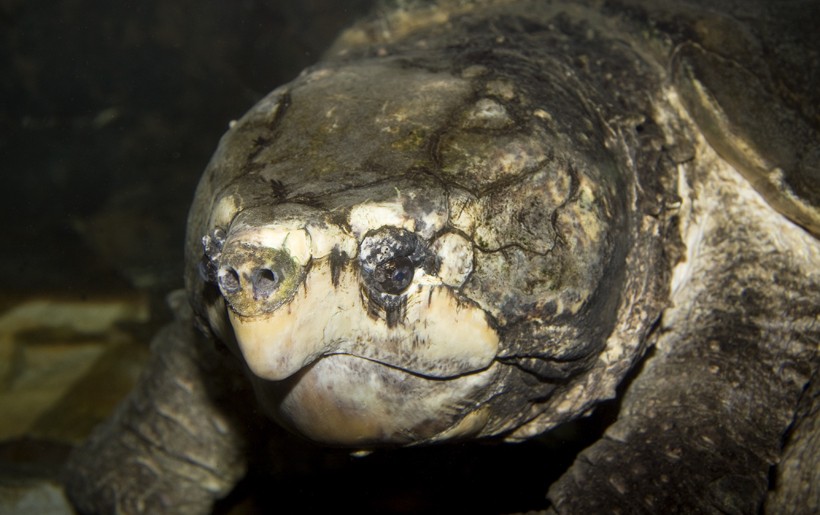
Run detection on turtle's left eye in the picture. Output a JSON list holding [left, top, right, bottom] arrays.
[[374, 256, 414, 294], [360, 226, 428, 297]]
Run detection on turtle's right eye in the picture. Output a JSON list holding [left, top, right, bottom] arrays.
[[373, 256, 414, 294]]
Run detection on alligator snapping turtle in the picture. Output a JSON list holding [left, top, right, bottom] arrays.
[[65, 0, 819, 512]]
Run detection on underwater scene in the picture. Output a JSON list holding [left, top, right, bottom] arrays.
[[2, 0, 817, 513], [2, 1, 595, 512]]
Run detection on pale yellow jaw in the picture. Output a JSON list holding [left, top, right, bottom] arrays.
[[225, 250, 501, 445], [251, 354, 498, 446], [228, 260, 499, 381]]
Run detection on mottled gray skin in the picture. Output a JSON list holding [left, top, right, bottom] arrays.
[[65, 0, 819, 513]]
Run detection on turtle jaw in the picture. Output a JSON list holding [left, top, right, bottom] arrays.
[[250, 354, 499, 446], [221, 256, 502, 446], [226, 258, 499, 382]]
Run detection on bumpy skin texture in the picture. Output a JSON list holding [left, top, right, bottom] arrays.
[[63, 293, 251, 513], [767, 374, 820, 514], [547, 129, 819, 512], [65, 0, 819, 513]]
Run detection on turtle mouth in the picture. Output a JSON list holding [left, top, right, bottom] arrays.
[[225, 259, 500, 382], [249, 353, 499, 446], [326, 350, 496, 379]]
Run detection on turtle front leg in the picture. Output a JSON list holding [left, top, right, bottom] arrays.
[[63, 295, 254, 514], [548, 304, 815, 513], [548, 160, 819, 513]]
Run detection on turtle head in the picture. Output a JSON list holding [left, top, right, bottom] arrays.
[[185, 55, 634, 446], [194, 188, 502, 445]]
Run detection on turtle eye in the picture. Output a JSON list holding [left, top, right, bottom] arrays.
[[374, 256, 414, 294], [359, 227, 426, 297]]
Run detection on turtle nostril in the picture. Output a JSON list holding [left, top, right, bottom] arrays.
[[218, 267, 242, 294], [251, 268, 279, 298]]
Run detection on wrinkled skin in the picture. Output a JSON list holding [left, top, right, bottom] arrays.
[[65, 0, 819, 513]]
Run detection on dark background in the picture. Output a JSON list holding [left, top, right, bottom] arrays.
[[1, 0, 373, 299]]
